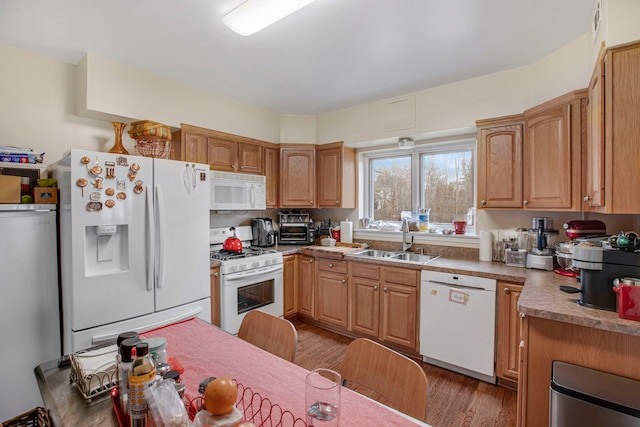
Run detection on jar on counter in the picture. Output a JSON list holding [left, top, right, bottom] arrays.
[[143, 337, 168, 368]]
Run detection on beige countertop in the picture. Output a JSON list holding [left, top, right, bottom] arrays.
[[285, 245, 640, 337]]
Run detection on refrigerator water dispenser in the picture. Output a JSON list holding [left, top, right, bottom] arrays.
[[86, 224, 130, 275]]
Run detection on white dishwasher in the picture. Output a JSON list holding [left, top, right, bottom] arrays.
[[420, 270, 497, 383]]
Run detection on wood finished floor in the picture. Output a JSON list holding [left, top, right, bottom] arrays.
[[292, 320, 517, 427]]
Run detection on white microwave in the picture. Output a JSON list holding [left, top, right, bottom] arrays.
[[210, 170, 266, 211]]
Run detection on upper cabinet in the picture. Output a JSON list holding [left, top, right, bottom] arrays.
[[264, 146, 279, 209], [280, 145, 316, 208], [522, 89, 587, 211], [476, 90, 587, 211], [172, 124, 269, 175], [476, 115, 524, 209], [316, 142, 356, 209], [585, 41, 640, 214]]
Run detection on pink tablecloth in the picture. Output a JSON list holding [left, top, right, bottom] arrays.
[[141, 318, 426, 427]]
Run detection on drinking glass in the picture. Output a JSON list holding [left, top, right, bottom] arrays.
[[453, 220, 467, 234], [305, 368, 341, 426]]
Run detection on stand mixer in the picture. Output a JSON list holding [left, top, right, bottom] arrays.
[[526, 217, 558, 271], [554, 220, 607, 277]]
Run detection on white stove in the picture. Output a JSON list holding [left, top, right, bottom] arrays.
[[210, 226, 284, 334]]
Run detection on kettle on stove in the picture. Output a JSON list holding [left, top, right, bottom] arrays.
[[251, 218, 275, 247]]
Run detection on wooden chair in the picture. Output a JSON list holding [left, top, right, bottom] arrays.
[[237, 310, 298, 362], [340, 338, 429, 422]]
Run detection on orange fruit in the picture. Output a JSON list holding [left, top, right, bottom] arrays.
[[203, 377, 238, 416]]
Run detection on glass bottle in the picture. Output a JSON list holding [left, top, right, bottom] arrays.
[[118, 337, 140, 416], [129, 342, 156, 427]]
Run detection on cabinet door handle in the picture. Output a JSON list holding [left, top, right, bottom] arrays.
[[373, 286, 378, 291], [309, 259, 314, 263], [240, 165, 244, 170], [480, 199, 487, 206], [383, 288, 388, 293], [504, 287, 510, 294], [523, 200, 528, 205], [335, 200, 339, 205], [310, 200, 314, 205], [584, 195, 592, 202], [329, 263, 333, 268], [213, 272, 219, 277], [341, 279, 346, 284]]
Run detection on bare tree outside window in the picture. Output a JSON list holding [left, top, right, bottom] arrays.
[[371, 156, 411, 221], [367, 142, 474, 225], [422, 150, 473, 223]]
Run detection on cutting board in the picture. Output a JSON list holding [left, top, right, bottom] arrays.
[[301, 245, 362, 259]]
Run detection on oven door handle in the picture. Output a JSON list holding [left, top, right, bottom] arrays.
[[224, 264, 283, 281]]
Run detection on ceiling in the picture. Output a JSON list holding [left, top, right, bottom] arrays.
[[0, 0, 594, 115]]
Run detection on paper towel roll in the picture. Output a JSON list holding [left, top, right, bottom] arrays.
[[479, 230, 493, 261], [340, 220, 353, 243]]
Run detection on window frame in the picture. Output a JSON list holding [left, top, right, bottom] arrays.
[[362, 137, 476, 230]]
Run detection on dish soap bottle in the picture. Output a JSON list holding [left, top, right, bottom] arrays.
[[128, 342, 156, 427], [419, 208, 430, 231]]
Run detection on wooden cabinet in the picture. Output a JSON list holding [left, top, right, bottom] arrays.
[[316, 142, 356, 208], [350, 263, 381, 337], [380, 267, 419, 350], [280, 145, 316, 208], [264, 146, 279, 209], [283, 255, 297, 318], [496, 282, 523, 387], [584, 44, 606, 210], [517, 316, 640, 427], [210, 267, 220, 327], [315, 258, 349, 328], [584, 41, 640, 213], [476, 90, 587, 211], [349, 262, 418, 351], [522, 90, 587, 211], [172, 124, 267, 174], [296, 254, 315, 318], [476, 115, 524, 208]]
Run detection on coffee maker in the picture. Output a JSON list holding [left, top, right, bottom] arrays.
[[526, 217, 558, 271], [569, 245, 640, 311], [251, 218, 275, 247]]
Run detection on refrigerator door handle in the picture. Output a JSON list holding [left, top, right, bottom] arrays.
[[155, 184, 165, 289], [90, 307, 204, 345], [146, 186, 154, 292]]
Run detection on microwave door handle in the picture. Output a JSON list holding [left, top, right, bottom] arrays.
[[249, 184, 255, 208]]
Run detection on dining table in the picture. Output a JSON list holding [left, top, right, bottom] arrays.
[[35, 317, 430, 427]]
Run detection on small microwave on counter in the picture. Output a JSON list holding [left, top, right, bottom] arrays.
[[278, 212, 315, 245], [210, 171, 266, 211]]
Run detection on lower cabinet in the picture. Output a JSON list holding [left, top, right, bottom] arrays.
[[496, 281, 523, 387], [210, 266, 220, 327], [315, 258, 349, 328], [296, 254, 315, 318], [349, 262, 419, 352], [283, 255, 297, 317]]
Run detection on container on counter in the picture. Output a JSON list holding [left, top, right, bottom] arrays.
[[143, 337, 168, 367], [419, 208, 430, 231], [129, 342, 156, 426]]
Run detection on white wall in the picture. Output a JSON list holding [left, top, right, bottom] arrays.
[[315, 33, 593, 147]]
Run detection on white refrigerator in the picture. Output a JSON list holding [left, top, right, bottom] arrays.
[[0, 204, 60, 421], [52, 149, 211, 354]]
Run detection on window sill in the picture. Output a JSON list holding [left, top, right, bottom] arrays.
[[354, 229, 479, 248]]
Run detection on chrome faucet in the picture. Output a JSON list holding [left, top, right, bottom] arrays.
[[401, 218, 414, 252]]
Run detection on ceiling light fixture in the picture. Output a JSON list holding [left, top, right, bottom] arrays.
[[223, 0, 316, 36], [398, 137, 414, 149]]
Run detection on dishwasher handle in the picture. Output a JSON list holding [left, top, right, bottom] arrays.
[[425, 279, 489, 291]]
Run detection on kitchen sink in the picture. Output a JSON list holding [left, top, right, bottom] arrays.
[[350, 249, 440, 265]]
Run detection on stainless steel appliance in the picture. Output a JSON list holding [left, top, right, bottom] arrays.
[[277, 212, 314, 245], [251, 218, 275, 247], [566, 246, 640, 311], [210, 170, 266, 211], [526, 216, 558, 271], [210, 226, 283, 334], [550, 361, 640, 427], [420, 270, 497, 383]]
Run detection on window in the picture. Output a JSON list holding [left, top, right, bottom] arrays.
[[364, 138, 475, 227]]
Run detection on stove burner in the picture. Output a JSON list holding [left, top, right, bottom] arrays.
[[210, 247, 276, 261]]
